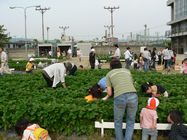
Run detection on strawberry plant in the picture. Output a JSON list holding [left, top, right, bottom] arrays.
[[0, 69, 186, 135]]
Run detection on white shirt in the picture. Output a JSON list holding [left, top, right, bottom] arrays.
[[1, 51, 8, 63], [142, 50, 151, 60], [77, 50, 82, 56], [114, 48, 121, 58], [162, 49, 170, 60], [124, 50, 132, 59], [67, 49, 72, 54], [43, 63, 66, 87]]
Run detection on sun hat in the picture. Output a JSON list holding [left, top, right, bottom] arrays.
[[146, 97, 159, 110], [29, 58, 35, 62]]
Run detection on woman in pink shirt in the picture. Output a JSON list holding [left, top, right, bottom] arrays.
[[140, 97, 159, 140]]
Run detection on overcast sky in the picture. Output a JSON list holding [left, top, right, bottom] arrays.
[[0, 0, 170, 41]]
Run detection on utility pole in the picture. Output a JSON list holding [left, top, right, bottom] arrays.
[[104, 25, 112, 38], [144, 24, 147, 46], [47, 26, 50, 42], [59, 26, 69, 37], [104, 6, 119, 38], [36, 7, 50, 41], [130, 32, 133, 41], [147, 28, 150, 45], [156, 32, 159, 45]]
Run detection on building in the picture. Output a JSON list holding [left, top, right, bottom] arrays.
[[166, 0, 187, 54]]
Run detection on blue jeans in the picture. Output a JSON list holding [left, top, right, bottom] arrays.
[[125, 58, 132, 69], [114, 92, 138, 140], [143, 58, 150, 72], [142, 128, 157, 140]]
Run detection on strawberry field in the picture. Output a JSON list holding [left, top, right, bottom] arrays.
[[0, 69, 186, 136]]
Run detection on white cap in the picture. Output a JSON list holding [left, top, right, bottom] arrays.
[[29, 58, 35, 61]]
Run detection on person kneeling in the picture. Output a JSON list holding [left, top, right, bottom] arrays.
[[15, 118, 51, 140]]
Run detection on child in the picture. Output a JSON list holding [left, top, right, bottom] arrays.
[[140, 97, 159, 140], [25, 58, 35, 73], [15, 118, 51, 140], [141, 82, 169, 97], [167, 110, 187, 140], [181, 58, 187, 74], [85, 77, 112, 102]]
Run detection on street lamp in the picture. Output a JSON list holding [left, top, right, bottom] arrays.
[[9, 5, 40, 56]]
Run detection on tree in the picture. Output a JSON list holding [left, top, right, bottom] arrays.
[[0, 25, 11, 48]]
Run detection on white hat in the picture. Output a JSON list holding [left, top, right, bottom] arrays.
[[146, 97, 159, 110], [29, 58, 35, 61]]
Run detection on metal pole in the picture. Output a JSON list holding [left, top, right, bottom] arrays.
[[42, 12, 44, 41], [104, 6, 119, 38], [36, 7, 50, 41], [144, 24, 147, 46], [59, 26, 69, 38], [24, 8, 28, 56], [24, 8, 27, 39], [111, 10, 113, 37], [47, 27, 49, 41], [10, 5, 40, 57]]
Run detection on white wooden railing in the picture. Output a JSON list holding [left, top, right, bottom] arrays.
[[95, 119, 187, 137]]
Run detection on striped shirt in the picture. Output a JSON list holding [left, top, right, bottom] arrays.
[[106, 68, 136, 98]]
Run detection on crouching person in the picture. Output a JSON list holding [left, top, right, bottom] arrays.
[[141, 82, 169, 97], [25, 58, 35, 74], [15, 119, 51, 140], [42, 62, 77, 88], [167, 110, 187, 140], [85, 77, 112, 102]]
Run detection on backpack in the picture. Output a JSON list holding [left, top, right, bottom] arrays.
[[33, 127, 49, 140], [25, 124, 49, 140]]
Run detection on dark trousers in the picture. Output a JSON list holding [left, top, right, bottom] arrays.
[[69, 65, 77, 75], [42, 70, 53, 87]]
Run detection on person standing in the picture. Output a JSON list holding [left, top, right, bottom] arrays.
[[113, 44, 121, 59], [89, 47, 96, 69], [0, 47, 11, 74], [140, 97, 159, 140], [162, 47, 170, 69], [42, 62, 77, 88], [67, 47, 72, 59], [142, 48, 151, 72], [77, 48, 82, 62], [157, 49, 162, 65], [106, 58, 138, 140], [151, 48, 157, 69], [124, 47, 133, 69]]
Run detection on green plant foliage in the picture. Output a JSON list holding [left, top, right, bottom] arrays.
[[0, 70, 186, 135], [8, 59, 52, 71]]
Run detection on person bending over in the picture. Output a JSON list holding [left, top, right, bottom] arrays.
[[141, 82, 169, 97], [42, 62, 77, 88]]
